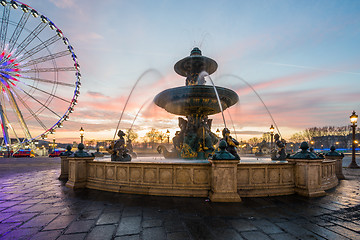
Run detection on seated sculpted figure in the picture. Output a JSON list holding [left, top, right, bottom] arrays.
[[271, 134, 287, 160], [107, 130, 131, 161], [220, 128, 240, 160]]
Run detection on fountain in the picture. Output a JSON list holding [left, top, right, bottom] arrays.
[[154, 47, 238, 159], [63, 47, 340, 202]]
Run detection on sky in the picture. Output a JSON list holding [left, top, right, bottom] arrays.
[[18, 0, 360, 143]]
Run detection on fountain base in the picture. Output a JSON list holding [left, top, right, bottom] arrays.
[[63, 155, 339, 201]]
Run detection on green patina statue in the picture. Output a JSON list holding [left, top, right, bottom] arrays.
[[288, 141, 324, 160], [271, 134, 287, 160], [325, 146, 344, 157], [72, 143, 93, 157], [211, 140, 236, 160], [106, 130, 131, 161], [60, 145, 73, 156], [220, 128, 240, 160]]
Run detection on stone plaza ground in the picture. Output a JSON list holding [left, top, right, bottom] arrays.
[[0, 156, 359, 240]]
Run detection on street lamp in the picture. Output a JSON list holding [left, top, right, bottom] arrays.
[[348, 111, 359, 168], [269, 124, 274, 150], [53, 137, 56, 152], [216, 128, 220, 138], [166, 129, 170, 143], [79, 127, 84, 144]]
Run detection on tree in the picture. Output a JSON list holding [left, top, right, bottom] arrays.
[[262, 132, 271, 143], [289, 132, 305, 143], [126, 129, 138, 142], [157, 132, 166, 143], [145, 128, 167, 148], [145, 128, 159, 145], [335, 126, 351, 147], [248, 137, 261, 147]]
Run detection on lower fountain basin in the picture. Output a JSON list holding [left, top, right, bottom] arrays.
[[154, 85, 239, 116], [64, 154, 338, 201]]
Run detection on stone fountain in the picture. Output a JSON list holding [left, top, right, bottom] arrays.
[[154, 47, 239, 159], [63, 47, 340, 202]]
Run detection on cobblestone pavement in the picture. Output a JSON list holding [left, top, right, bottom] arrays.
[[0, 157, 359, 240]]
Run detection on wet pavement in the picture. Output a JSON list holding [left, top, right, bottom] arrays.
[[0, 156, 359, 240]]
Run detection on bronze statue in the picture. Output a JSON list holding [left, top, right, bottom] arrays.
[[271, 134, 287, 160], [211, 140, 236, 160], [107, 130, 131, 161], [73, 143, 93, 157], [220, 128, 240, 160], [60, 145, 73, 156]]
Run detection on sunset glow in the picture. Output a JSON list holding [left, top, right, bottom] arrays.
[[20, 0, 360, 143]]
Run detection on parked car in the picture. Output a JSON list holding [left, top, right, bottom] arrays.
[[13, 149, 35, 158], [49, 149, 66, 157]]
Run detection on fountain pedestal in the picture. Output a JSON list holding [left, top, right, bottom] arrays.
[[65, 156, 95, 189], [287, 158, 326, 197], [324, 146, 345, 180], [59, 156, 69, 180], [287, 142, 337, 197], [209, 159, 241, 202]]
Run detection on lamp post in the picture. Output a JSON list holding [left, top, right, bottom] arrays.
[[348, 111, 359, 168], [270, 124, 274, 150], [166, 129, 170, 143], [79, 127, 84, 144], [53, 137, 56, 152]]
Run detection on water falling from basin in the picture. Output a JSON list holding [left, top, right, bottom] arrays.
[[199, 70, 227, 129], [218, 74, 282, 138], [113, 69, 163, 140]]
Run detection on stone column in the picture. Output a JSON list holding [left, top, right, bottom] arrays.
[[324, 155, 345, 180], [59, 156, 69, 180], [287, 158, 326, 197], [65, 156, 94, 189], [209, 159, 241, 202]]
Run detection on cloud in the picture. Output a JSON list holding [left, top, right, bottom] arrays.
[[85, 91, 110, 99], [261, 62, 360, 76], [50, 0, 75, 8]]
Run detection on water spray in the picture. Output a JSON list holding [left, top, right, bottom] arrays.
[[219, 74, 282, 139], [199, 71, 227, 129], [113, 69, 162, 140]]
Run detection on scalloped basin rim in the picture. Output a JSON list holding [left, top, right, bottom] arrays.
[[154, 85, 239, 116]]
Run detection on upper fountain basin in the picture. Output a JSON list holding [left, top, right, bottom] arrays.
[[154, 85, 239, 116]]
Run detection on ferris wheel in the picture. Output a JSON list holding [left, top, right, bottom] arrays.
[[0, 0, 80, 151]]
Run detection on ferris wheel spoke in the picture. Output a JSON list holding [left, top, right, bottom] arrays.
[[0, 100, 10, 146], [17, 75, 75, 87], [15, 81, 71, 103], [15, 86, 63, 119], [19, 50, 70, 68], [3, 111, 21, 144], [12, 89, 47, 130], [16, 34, 60, 63], [19, 66, 75, 73], [0, 4, 10, 50], [8, 11, 30, 53], [14, 21, 47, 58]]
